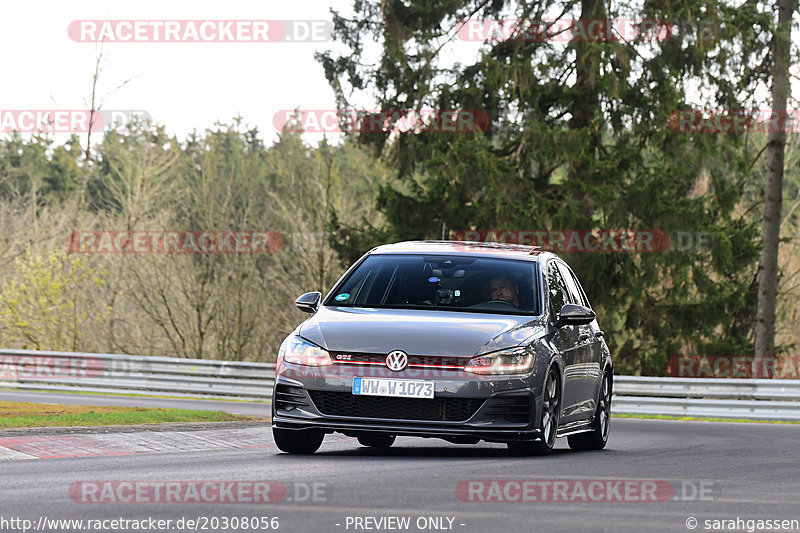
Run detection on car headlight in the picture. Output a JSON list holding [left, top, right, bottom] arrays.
[[463, 347, 534, 375], [283, 336, 333, 366]]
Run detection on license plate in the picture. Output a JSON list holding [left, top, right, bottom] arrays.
[[352, 377, 434, 399]]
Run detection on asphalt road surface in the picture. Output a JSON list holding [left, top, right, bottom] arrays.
[[1, 418, 799, 533]]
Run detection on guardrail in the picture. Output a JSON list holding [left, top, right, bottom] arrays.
[[1, 349, 799, 420], [0, 348, 275, 401], [613, 376, 800, 420]]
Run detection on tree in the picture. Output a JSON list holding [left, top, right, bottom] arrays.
[[754, 0, 796, 374], [0, 249, 108, 351], [319, 0, 768, 373]]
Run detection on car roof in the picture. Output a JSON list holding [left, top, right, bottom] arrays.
[[368, 240, 554, 262]]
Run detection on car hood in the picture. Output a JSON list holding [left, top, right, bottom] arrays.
[[298, 306, 545, 357]]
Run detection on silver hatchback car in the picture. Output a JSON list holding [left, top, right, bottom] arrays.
[[272, 241, 612, 455]]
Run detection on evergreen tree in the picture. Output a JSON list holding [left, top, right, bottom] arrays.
[[319, 0, 769, 373]]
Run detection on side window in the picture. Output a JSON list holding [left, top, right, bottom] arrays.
[[557, 262, 589, 308], [565, 263, 592, 308], [546, 261, 570, 324]]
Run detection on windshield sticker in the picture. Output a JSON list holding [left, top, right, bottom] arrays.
[[428, 276, 440, 283], [335, 293, 350, 301]]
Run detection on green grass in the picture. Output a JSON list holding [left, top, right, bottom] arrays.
[[614, 413, 800, 424], [0, 387, 270, 403], [0, 401, 265, 428]]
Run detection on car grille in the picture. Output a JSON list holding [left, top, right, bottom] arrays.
[[274, 384, 313, 411], [481, 394, 532, 424], [307, 391, 484, 422], [329, 351, 465, 369]]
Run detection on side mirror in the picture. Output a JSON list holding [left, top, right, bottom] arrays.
[[554, 303, 595, 328], [295, 291, 322, 314]]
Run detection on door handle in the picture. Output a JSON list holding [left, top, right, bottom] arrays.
[[579, 333, 591, 341], [594, 330, 605, 338]]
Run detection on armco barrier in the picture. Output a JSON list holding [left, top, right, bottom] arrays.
[[0, 348, 275, 400], [613, 376, 800, 420], [1, 349, 799, 420]]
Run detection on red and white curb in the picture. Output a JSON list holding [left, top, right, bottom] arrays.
[[0, 445, 36, 460], [0, 427, 275, 460]]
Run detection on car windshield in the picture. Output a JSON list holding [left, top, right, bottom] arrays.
[[326, 254, 541, 315]]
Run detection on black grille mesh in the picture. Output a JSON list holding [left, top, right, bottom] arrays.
[[481, 395, 531, 423], [307, 391, 483, 422], [275, 385, 312, 411]]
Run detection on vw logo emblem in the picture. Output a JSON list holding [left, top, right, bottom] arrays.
[[386, 350, 408, 371]]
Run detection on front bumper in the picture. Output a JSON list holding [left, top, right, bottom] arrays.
[[271, 366, 543, 443]]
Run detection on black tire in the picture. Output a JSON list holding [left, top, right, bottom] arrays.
[[507, 367, 560, 456], [273, 428, 324, 454], [357, 433, 396, 448], [568, 370, 611, 451]]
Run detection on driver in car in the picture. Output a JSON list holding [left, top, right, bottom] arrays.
[[488, 276, 520, 307]]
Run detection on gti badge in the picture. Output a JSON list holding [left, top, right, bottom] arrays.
[[386, 350, 408, 371]]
